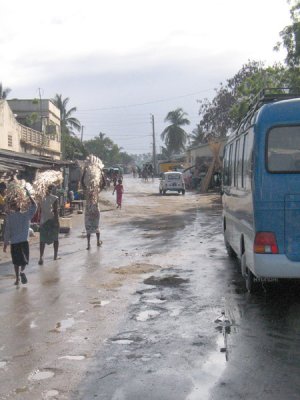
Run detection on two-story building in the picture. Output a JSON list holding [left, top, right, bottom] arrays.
[[0, 99, 65, 180], [6, 99, 61, 159]]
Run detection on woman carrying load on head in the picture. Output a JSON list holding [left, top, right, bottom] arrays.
[[81, 166, 106, 250], [38, 184, 60, 265]]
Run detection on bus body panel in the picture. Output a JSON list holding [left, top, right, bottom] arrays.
[[222, 98, 300, 279]]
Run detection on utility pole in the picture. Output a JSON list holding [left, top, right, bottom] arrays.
[[38, 87, 44, 133], [151, 114, 157, 175], [81, 125, 84, 142]]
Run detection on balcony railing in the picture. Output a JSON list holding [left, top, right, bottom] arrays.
[[20, 125, 50, 147]]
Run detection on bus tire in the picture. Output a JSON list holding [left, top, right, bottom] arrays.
[[224, 237, 236, 258], [241, 253, 256, 293]]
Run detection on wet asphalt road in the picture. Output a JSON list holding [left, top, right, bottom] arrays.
[[1, 176, 300, 399]]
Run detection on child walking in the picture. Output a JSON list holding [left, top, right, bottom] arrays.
[[3, 190, 37, 285], [113, 179, 124, 209]]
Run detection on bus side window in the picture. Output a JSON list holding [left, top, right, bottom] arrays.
[[243, 129, 254, 189], [223, 146, 229, 186], [237, 138, 243, 188], [234, 139, 240, 187], [227, 143, 234, 186]]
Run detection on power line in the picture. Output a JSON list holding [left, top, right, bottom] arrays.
[[77, 88, 213, 112]]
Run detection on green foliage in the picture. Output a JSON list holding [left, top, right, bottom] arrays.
[[61, 129, 88, 160], [196, 60, 300, 143], [189, 124, 208, 146], [274, 0, 300, 67], [84, 132, 134, 166], [52, 94, 81, 135], [24, 112, 39, 128], [161, 108, 190, 155]]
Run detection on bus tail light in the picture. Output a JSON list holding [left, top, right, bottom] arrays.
[[254, 232, 279, 254]]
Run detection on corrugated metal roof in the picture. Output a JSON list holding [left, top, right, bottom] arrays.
[[0, 149, 73, 171]]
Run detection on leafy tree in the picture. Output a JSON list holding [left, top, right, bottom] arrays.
[[196, 61, 264, 142], [0, 82, 11, 99], [274, 0, 300, 68], [84, 132, 133, 166], [52, 94, 81, 135], [159, 146, 173, 159], [61, 130, 88, 160], [84, 132, 114, 163], [189, 124, 208, 146], [230, 63, 300, 124], [24, 112, 39, 128], [161, 108, 190, 155], [195, 60, 300, 143]]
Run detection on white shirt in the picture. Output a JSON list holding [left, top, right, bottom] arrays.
[[40, 194, 58, 224]]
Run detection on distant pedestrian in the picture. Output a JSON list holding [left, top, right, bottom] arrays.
[[113, 179, 124, 209], [38, 184, 60, 265], [3, 189, 37, 285]]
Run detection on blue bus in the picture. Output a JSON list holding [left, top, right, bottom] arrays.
[[222, 89, 300, 292]]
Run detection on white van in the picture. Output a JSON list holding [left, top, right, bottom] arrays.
[[159, 172, 185, 195]]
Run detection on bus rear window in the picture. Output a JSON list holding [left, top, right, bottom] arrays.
[[268, 126, 300, 172]]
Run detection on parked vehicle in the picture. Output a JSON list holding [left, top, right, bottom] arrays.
[[222, 89, 300, 292], [159, 171, 185, 195]]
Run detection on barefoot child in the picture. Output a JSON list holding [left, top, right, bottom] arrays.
[[113, 179, 124, 209], [3, 190, 37, 285]]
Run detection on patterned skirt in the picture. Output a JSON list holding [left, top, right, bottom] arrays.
[[84, 203, 100, 234]]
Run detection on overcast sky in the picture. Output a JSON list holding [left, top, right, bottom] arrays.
[[0, 0, 292, 154]]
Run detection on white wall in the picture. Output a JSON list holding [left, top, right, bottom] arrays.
[[0, 100, 61, 159]]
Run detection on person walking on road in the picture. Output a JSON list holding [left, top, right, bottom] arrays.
[[38, 184, 60, 265], [113, 178, 124, 209], [3, 189, 37, 285], [81, 167, 104, 250]]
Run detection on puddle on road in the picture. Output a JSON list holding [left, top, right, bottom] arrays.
[[144, 298, 167, 304], [67, 335, 88, 343], [168, 305, 184, 317], [136, 310, 160, 321], [112, 263, 160, 275], [54, 317, 75, 332], [59, 355, 86, 361], [111, 339, 134, 345], [28, 369, 55, 381], [89, 300, 110, 307], [30, 320, 38, 328], [144, 275, 189, 287], [15, 387, 28, 394], [0, 274, 15, 280], [187, 336, 227, 400], [43, 389, 59, 398]]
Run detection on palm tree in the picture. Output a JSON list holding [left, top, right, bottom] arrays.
[[52, 94, 81, 135], [161, 108, 190, 155], [189, 124, 208, 146], [0, 82, 11, 99]]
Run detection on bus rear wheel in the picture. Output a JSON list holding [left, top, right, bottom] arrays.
[[241, 253, 256, 293], [224, 237, 236, 258]]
